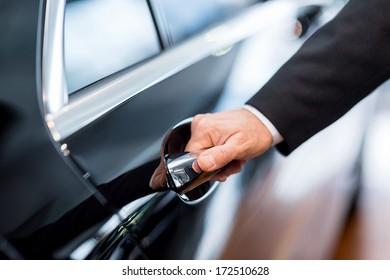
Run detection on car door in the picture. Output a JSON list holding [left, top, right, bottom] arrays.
[[37, 0, 296, 259], [0, 0, 122, 260]]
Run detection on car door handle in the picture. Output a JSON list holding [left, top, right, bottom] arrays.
[[161, 118, 219, 204]]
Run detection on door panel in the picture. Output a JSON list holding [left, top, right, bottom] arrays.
[[34, 0, 297, 259], [0, 0, 124, 259], [65, 51, 238, 187]]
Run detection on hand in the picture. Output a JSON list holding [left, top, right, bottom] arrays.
[[149, 158, 166, 190], [149, 108, 273, 189], [186, 108, 273, 181]]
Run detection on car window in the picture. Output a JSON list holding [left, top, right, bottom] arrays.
[[156, 0, 255, 44], [64, 0, 160, 93]]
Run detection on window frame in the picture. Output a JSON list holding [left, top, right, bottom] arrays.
[[40, 0, 294, 141]]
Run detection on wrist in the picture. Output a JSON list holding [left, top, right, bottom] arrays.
[[240, 108, 273, 153], [242, 105, 283, 145]]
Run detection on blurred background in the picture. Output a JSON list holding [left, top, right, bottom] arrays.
[[193, 0, 390, 259], [1, 0, 389, 260]]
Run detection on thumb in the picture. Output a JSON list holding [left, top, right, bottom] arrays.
[[195, 144, 237, 172]]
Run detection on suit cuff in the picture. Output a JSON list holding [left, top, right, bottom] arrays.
[[242, 105, 284, 146]]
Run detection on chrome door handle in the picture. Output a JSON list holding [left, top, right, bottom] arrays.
[[161, 118, 219, 204]]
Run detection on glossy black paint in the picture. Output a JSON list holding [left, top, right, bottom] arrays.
[[65, 51, 238, 186], [0, 0, 254, 259], [0, 1, 116, 259]]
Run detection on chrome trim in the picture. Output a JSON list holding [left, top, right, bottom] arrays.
[[42, 0, 68, 115], [161, 117, 221, 204], [45, 1, 296, 141], [148, 0, 173, 47], [70, 193, 156, 260], [177, 182, 219, 205]]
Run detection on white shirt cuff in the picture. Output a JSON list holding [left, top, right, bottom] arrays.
[[243, 105, 284, 146]]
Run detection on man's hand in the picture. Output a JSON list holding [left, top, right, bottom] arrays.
[[186, 108, 273, 181], [149, 108, 273, 189]]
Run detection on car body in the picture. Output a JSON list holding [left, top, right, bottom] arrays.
[[1, 0, 366, 260], [0, 0, 288, 259]]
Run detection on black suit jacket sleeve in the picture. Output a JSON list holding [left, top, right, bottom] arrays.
[[246, 0, 390, 155]]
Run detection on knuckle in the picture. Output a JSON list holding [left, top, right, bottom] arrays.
[[192, 114, 212, 129], [192, 114, 203, 124], [232, 134, 254, 156]]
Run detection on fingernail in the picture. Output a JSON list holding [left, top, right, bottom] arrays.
[[192, 161, 202, 173]]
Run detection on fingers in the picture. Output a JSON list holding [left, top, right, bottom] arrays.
[[194, 141, 238, 172], [151, 108, 273, 189], [185, 114, 215, 152], [210, 160, 246, 182], [186, 112, 240, 172], [149, 159, 167, 190], [188, 109, 273, 173]]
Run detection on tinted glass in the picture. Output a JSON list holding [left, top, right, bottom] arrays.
[[157, 0, 255, 44], [64, 0, 160, 93]]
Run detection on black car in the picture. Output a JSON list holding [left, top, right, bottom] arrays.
[[2, 0, 364, 260], [0, 0, 291, 259]]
